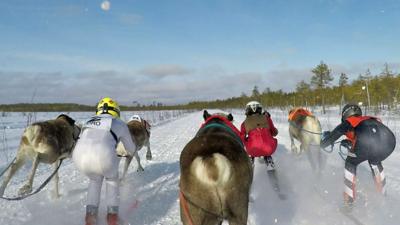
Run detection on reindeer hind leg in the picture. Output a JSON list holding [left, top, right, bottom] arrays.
[[120, 156, 133, 182], [52, 160, 61, 199], [0, 154, 26, 196], [18, 152, 39, 196], [135, 152, 144, 172], [145, 141, 152, 160], [305, 144, 317, 172], [289, 130, 298, 153]]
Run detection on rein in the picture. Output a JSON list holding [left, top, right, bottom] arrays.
[[0, 159, 64, 201], [289, 120, 323, 135], [180, 191, 195, 225], [0, 157, 16, 178], [179, 190, 225, 224], [320, 140, 348, 162]]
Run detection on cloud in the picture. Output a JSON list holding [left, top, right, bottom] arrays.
[[264, 68, 313, 91], [1, 61, 399, 105], [0, 71, 132, 104], [0, 69, 261, 105], [138, 64, 193, 77], [128, 72, 264, 103], [330, 62, 400, 78]]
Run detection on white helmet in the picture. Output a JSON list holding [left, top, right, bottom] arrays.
[[245, 101, 262, 115], [129, 115, 142, 122]]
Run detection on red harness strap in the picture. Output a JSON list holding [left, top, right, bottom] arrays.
[[201, 115, 241, 138], [345, 116, 378, 147], [288, 108, 313, 121], [179, 191, 195, 225]]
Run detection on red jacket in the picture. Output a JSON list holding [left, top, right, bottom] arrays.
[[240, 114, 278, 157]]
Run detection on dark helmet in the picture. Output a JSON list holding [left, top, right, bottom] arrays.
[[342, 103, 362, 122]]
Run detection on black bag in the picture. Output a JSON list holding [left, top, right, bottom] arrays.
[[355, 119, 396, 163]]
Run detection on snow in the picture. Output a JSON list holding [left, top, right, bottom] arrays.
[[1, 108, 400, 225]]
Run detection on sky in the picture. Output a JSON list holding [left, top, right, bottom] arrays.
[[0, 0, 400, 105]]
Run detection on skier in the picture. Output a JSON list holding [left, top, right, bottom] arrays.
[[240, 101, 278, 170], [73, 97, 137, 225], [321, 103, 396, 206]]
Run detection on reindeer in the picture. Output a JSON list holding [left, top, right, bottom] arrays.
[[288, 108, 324, 172], [116, 115, 151, 180], [0, 114, 81, 198], [179, 110, 253, 225]]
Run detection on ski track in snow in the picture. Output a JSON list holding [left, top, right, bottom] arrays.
[[1, 109, 400, 225]]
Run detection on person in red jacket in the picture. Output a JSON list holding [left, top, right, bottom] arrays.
[[240, 101, 278, 170], [321, 103, 396, 206]]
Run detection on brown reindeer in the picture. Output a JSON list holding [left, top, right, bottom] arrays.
[[116, 115, 151, 180], [0, 114, 81, 198], [179, 110, 253, 225]]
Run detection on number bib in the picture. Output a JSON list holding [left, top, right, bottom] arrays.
[[83, 116, 112, 131]]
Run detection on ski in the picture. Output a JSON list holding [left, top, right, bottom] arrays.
[[267, 169, 287, 200], [312, 185, 365, 225], [338, 207, 365, 225]]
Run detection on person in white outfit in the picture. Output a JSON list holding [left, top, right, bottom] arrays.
[[73, 97, 137, 225]]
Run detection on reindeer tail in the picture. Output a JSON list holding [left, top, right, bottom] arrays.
[[191, 153, 232, 186]]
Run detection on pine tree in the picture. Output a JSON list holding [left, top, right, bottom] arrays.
[[339, 73, 348, 87], [311, 61, 333, 113], [252, 85, 260, 97], [311, 61, 333, 89], [296, 80, 311, 107], [296, 80, 311, 93], [381, 63, 393, 77], [263, 87, 271, 94]]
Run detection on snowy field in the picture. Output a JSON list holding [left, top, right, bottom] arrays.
[[0, 108, 399, 225]]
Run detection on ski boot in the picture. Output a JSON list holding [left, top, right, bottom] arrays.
[[343, 193, 354, 212], [264, 156, 275, 171], [107, 213, 119, 225], [107, 206, 119, 225], [85, 205, 98, 225]]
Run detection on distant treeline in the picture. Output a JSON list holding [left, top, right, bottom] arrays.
[[1, 62, 399, 113], [0, 103, 94, 112]]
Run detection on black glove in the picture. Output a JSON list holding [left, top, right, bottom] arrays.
[[340, 139, 352, 150], [321, 131, 331, 142]]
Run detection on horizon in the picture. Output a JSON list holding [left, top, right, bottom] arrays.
[[1, 0, 399, 105]]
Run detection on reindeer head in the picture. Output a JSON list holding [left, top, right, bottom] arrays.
[[57, 114, 81, 141], [203, 110, 234, 122]]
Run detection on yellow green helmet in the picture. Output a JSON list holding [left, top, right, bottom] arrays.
[[96, 97, 120, 118]]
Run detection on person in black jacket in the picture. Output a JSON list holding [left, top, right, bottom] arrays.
[[321, 104, 395, 205]]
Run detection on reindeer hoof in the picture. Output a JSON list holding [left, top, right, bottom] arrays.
[[137, 167, 144, 172], [297, 150, 302, 155], [18, 184, 32, 196], [146, 153, 152, 160], [52, 193, 61, 199]]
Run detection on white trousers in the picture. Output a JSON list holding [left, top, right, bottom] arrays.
[[87, 175, 120, 207], [73, 139, 121, 209]]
